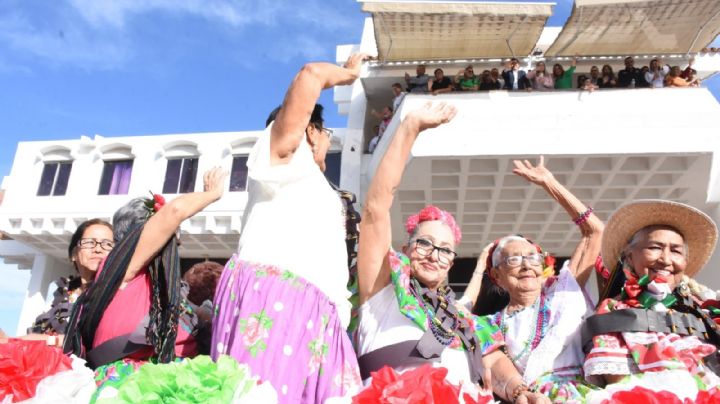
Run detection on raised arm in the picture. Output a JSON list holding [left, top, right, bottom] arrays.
[[123, 168, 228, 283], [270, 53, 368, 165], [512, 156, 603, 287], [358, 103, 457, 304], [457, 242, 494, 309]]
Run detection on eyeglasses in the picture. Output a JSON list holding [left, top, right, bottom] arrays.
[[502, 253, 544, 268], [321, 127, 334, 138], [78, 238, 115, 251], [414, 238, 457, 265]]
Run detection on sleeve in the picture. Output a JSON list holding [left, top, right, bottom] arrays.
[[469, 314, 504, 355], [245, 122, 320, 197], [644, 70, 654, 84]]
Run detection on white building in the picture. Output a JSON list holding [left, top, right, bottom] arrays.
[[3, 0, 720, 335]]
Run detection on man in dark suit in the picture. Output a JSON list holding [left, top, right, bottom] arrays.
[[502, 58, 530, 90], [617, 56, 642, 88]]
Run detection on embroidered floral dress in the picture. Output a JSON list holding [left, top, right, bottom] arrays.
[[584, 279, 720, 403], [358, 250, 503, 388], [493, 262, 596, 403]]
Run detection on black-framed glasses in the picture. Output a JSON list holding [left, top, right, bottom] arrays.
[[502, 253, 544, 268], [78, 238, 114, 251], [321, 127, 334, 138], [414, 238, 457, 265]]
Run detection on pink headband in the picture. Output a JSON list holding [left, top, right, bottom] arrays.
[[405, 205, 462, 244]]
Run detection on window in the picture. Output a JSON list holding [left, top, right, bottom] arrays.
[[229, 155, 249, 192], [324, 152, 342, 186], [37, 162, 72, 196], [98, 160, 134, 195], [163, 157, 198, 194]]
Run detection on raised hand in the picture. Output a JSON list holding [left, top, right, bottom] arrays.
[[512, 156, 554, 186], [405, 102, 457, 132], [203, 167, 229, 200], [342, 52, 371, 83]]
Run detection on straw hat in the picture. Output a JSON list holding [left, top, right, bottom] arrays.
[[602, 200, 718, 279]]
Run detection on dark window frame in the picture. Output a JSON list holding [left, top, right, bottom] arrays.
[[37, 161, 73, 196], [98, 159, 134, 195], [162, 157, 199, 194]]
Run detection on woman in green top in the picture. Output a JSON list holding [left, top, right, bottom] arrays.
[[455, 65, 479, 91], [553, 56, 577, 90]]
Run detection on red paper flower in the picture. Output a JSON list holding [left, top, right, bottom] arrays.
[[153, 193, 166, 212], [602, 386, 682, 404], [544, 254, 556, 269], [624, 277, 642, 299], [595, 255, 610, 280], [353, 365, 461, 404], [0, 339, 72, 402], [693, 387, 720, 404]]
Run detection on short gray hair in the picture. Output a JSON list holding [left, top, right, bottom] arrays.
[[491, 235, 528, 267], [112, 197, 148, 242], [623, 224, 688, 260]]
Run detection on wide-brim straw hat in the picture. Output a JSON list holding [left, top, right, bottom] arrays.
[[602, 200, 718, 279]]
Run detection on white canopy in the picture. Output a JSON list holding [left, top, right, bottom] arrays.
[[361, 1, 554, 61]]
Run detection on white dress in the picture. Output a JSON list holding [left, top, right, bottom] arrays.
[[237, 123, 351, 328]]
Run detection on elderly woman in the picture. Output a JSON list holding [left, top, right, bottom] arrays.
[[357, 103, 549, 403], [526, 62, 554, 91], [464, 157, 603, 402], [211, 54, 368, 403], [29, 218, 114, 337], [64, 168, 226, 379], [582, 200, 720, 402]]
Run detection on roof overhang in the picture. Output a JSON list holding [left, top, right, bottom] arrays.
[[546, 0, 720, 57], [360, 1, 554, 61]]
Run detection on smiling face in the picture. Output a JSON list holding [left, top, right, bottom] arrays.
[[72, 224, 114, 282], [491, 239, 543, 302], [402, 220, 456, 291], [624, 226, 687, 290]]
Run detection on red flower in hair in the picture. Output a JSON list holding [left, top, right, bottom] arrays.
[[153, 193, 166, 212], [594, 255, 610, 280]]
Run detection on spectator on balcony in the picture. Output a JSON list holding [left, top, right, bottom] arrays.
[[666, 66, 697, 87], [637, 66, 651, 88], [391, 83, 406, 112], [502, 58, 531, 90], [491, 67, 505, 89], [526, 61, 554, 91], [618, 56, 642, 88], [681, 57, 696, 80], [371, 105, 394, 139], [598, 65, 617, 88], [455, 65, 479, 91], [405, 64, 430, 94], [645, 58, 669, 88], [28, 219, 114, 337], [686, 68, 701, 87], [368, 125, 381, 154], [553, 56, 577, 90], [580, 76, 598, 92], [429, 68, 453, 95], [589, 65, 601, 86], [479, 70, 501, 91], [576, 74, 588, 89]]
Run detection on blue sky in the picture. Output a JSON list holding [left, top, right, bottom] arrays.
[[0, 0, 719, 334]]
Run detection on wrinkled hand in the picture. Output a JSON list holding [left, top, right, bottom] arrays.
[[516, 391, 552, 404], [512, 156, 554, 186], [405, 102, 457, 132], [343, 52, 371, 81], [203, 167, 229, 200]]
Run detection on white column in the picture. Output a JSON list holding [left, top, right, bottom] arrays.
[[15, 254, 70, 335]]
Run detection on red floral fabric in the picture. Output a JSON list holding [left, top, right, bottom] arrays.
[[0, 339, 73, 402]]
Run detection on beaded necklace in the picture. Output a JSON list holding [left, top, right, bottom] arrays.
[[409, 277, 460, 346], [494, 292, 550, 364]]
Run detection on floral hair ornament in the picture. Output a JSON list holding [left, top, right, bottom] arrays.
[[486, 235, 556, 279], [405, 205, 461, 244], [144, 191, 166, 219]]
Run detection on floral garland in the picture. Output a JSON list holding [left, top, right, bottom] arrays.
[[620, 271, 677, 310]]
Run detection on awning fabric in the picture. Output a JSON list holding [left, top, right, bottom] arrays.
[[361, 1, 554, 61], [545, 0, 720, 57]]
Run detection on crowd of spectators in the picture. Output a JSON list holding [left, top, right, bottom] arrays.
[[397, 57, 701, 96]]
